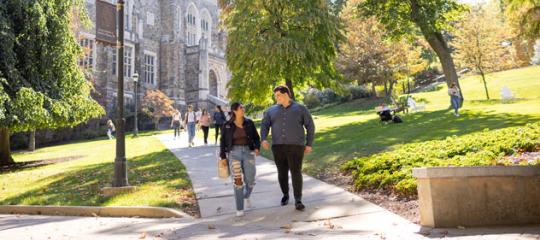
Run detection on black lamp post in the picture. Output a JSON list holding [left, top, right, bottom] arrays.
[[133, 72, 139, 137], [113, 0, 128, 187]]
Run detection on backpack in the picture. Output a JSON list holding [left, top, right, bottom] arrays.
[[393, 115, 403, 123]]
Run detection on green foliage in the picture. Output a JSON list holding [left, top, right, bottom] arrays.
[[344, 122, 540, 197], [357, 0, 466, 40], [221, 0, 345, 105], [0, 0, 104, 133], [303, 93, 322, 109]]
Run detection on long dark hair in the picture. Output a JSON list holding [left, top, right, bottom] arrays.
[[216, 105, 224, 113], [228, 102, 242, 123]]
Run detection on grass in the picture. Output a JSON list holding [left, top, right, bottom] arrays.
[[262, 66, 540, 177], [0, 130, 198, 215]]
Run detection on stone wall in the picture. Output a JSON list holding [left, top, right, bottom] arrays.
[[413, 166, 540, 228]]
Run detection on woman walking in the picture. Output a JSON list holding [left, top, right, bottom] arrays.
[[220, 102, 261, 217], [448, 83, 462, 117], [213, 105, 227, 145], [184, 105, 198, 147], [199, 109, 211, 145], [106, 119, 115, 140], [170, 109, 182, 140]]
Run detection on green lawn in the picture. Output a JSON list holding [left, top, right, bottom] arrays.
[[0, 131, 198, 216], [263, 66, 540, 177]]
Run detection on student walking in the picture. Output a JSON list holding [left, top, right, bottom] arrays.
[[184, 105, 198, 147], [213, 105, 227, 145], [199, 109, 211, 145], [220, 102, 261, 217], [170, 109, 182, 139], [260, 86, 315, 211]]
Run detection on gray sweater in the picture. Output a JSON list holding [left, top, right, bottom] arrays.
[[260, 101, 315, 146]]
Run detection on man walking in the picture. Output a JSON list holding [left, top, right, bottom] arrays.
[[260, 86, 315, 211]]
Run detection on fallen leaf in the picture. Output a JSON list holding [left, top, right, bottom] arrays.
[[91, 213, 98, 218], [138, 232, 147, 239], [208, 224, 216, 230], [457, 226, 466, 230], [280, 224, 292, 229]]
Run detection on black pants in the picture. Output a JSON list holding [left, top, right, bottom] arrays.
[[201, 126, 209, 144], [272, 145, 305, 201], [214, 124, 222, 143]]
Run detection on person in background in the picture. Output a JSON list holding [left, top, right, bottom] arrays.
[[199, 109, 211, 145], [213, 105, 227, 145], [220, 102, 261, 217], [184, 105, 198, 147], [106, 119, 115, 140], [170, 109, 182, 140], [448, 83, 462, 117]]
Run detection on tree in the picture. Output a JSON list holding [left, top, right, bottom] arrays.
[[357, 0, 467, 101], [337, 0, 427, 97], [0, 0, 104, 166], [505, 0, 540, 40], [219, 0, 345, 104], [142, 90, 175, 130], [453, 4, 511, 100]]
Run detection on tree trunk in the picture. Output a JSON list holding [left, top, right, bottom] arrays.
[[371, 82, 377, 98], [410, 0, 464, 104], [383, 81, 388, 97], [480, 71, 490, 100], [285, 78, 295, 100], [388, 80, 395, 97], [154, 118, 160, 130], [0, 128, 14, 166], [28, 131, 36, 152]]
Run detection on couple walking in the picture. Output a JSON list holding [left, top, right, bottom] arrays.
[[219, 86, 315, 217]]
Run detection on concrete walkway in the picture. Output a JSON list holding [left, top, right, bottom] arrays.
[[1, 133, 539, 239]]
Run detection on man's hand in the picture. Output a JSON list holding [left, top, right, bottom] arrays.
[[262, 140, 270, 150], [254, 149, 260, 156], [304, 146, 312, 154]]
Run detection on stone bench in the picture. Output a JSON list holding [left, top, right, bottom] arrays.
[[412, 166, 540, 227]]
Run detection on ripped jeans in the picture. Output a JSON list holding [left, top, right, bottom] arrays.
[[228, 145, 256, 211]]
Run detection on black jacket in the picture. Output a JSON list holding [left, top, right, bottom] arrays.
[[220, 118, 261, 159]]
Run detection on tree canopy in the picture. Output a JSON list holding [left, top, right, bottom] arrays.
[[0, 0, 104, 165], [219, 0, 345, 105]]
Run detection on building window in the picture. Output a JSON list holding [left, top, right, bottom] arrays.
[[78, 38, 94, 69], [124, 46, 133, 78], [112, 49, 117, 75], [144, 54, 155, 85]]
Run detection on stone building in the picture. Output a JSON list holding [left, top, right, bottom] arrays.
[[79, 0, 230, 116]]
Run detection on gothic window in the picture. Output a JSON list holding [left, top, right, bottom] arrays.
[[124, 46, 133, 78], [78, 37, 94, 69], [144, 53, 156, 85]]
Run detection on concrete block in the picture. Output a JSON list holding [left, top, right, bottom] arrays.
[[413, 166, 540, 227]]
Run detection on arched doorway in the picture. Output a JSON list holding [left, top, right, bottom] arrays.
[[209, 70, 218, 97]]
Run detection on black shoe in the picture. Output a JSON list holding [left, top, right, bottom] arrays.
[[281, 195, 289, 206], [295, 201, 305, 211]]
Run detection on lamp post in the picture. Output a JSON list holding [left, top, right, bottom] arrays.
[[113, 0, 128, 187], [133, 72, 139, 137]]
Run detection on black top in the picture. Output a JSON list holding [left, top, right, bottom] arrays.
[[213, 111, 227, 125], [220, 118, 261, 159]]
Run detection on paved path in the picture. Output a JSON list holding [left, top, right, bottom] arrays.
[[1, 133, 539, 239]]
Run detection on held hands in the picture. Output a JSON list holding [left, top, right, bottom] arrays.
[[304, 146, 312, 154], [261, 140, 270, 150]]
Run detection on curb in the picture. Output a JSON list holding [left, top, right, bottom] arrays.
[[0, 205, 193, 219]]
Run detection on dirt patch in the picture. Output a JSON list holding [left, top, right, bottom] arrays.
[[316, 167, 420, 224], [175, 188, 201, 218], [0, 155, 85, 172]]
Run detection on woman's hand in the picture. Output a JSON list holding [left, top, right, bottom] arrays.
[[254, 149, 260, 156]]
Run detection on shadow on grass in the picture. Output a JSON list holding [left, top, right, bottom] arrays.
[[303, 109, 540, 175], [0, 155, 84, 173], [0, 149, 199, 216]]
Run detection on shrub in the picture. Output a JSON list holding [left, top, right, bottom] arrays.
[[303, 93, 321, 109], [343, 122, 540, 198], [349, 85, 372, 99]]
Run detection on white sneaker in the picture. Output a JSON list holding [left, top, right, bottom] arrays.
[[236, 210, 244, 217], [245, 198, 252, 209]]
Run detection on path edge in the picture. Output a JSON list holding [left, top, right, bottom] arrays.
[[0, 205, 193, 219]]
